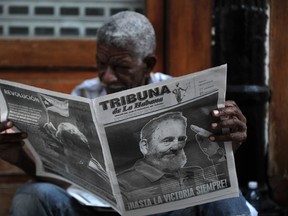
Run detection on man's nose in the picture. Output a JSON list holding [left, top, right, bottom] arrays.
[[170, 140, 181, 150], [171, 138, 186, 150], [101, 66, 117, 83]]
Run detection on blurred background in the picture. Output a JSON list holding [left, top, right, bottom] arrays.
[[0, 0, 287, 215]]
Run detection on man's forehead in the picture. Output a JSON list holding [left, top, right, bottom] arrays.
[[96, 45, 141, 64], [154, 119, 186, 132], [97, 45, 134, 57]]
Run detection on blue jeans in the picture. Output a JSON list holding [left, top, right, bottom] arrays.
[[11, 182, 252, 216]]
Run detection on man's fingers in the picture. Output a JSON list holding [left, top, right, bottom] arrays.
[[0, 132, 27, 143], [210, 131, 246, 143], [0, 120, 27, 143], [211, 100, 247, 146], [212, 101, 247, 123], [209, 133, 244, 153], [0, 121, 13, 132], [212, 117, 247, 132]]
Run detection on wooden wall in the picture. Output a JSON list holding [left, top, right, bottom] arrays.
[[269, 0, 288, 206], [165, 0, 212, 76], [0, 40, 98, 93]]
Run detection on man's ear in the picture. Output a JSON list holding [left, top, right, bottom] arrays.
[[143, 55, 157, 72], [139, 139, 149, 155]]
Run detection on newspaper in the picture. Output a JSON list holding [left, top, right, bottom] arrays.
[[0, 64, 239, 216]]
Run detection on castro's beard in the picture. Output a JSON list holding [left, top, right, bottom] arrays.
[[145, 148, 187, 173]]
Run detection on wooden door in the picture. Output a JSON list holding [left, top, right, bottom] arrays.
[[269, 0, 288, 205]]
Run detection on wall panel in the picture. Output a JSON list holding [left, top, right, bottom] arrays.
[[269, 0, 288, 205]]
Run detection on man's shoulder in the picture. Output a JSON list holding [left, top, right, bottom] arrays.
[[149, 72, 172, 84], [71, 77, 105, 98], [117, 165, 141, 180], [117, 159, 164, 188], [117, 166, 151, 191]]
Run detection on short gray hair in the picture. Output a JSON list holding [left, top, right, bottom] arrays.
[[96, 11, 156, 59]]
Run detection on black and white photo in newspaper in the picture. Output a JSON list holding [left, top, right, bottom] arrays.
[[94, 64, 239, 216], [0, 81, 117, 209]]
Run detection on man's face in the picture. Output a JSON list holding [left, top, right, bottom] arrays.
[[96, 44, 150, 94], [146, 119, 187, 172]]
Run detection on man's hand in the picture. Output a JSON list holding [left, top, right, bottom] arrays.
[[0, 120, 36, 176], [0, 120, 26, 164], [191, 124, 225, 162], [209, 100, 247, 152]]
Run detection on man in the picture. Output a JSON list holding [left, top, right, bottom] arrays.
[[118, 112, 226, 202], [0, 11, 255, 216]]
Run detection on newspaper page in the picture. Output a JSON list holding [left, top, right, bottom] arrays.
[[0, 81, 117, 209], [93, 64, 239, 216], [0, 64, 239, 216]]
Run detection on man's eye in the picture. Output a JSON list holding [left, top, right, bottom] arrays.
[[114, 66, 130, 73], [178, 136, 187, 142], [96, 60, 105, 70], [163, 137, 174, 143], [97, 61, 105, 67]]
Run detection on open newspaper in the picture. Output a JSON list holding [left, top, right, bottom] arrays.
[[0, 64, 239, 215]]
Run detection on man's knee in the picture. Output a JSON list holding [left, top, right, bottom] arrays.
[[18, 182, 66, 197], [11, 182, 73, 216], [198, 194, 251, 216]]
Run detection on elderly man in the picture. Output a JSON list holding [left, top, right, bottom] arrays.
[[118, 112, 226, 200], [0, 11, 255, 216]]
